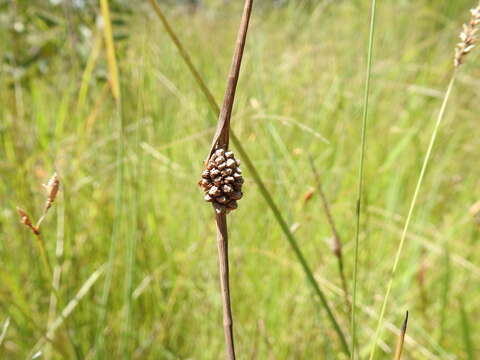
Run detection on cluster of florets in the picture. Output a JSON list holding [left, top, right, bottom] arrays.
[[200, 148, 243, 213]]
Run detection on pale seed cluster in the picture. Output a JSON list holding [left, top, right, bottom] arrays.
[[200, 148, 243, 213], [455, 3, 480, 67]]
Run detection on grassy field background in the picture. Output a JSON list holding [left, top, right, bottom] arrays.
[[1, 0, 479, 359]]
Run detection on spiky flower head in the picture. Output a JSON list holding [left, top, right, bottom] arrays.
[[455, 3, 480, 67]]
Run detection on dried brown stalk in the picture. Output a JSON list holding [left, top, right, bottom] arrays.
[[393, 311, 409, 360], [202, 1, 253, 359], [308, 156, 349, 313]]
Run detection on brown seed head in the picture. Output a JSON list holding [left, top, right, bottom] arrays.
[[43, 172, 60, 211], [455, 3, 480, 67], [200, 147, 243, 213], [17, 207, 40, 235]]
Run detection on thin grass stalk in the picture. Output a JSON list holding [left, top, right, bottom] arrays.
[[309, 156, 349, 312], [95, 0, 124, 357], [393, 311, 409, 360], [204, 2, 253, 358], [370, 5, 479, 357], [148, 0, 350, 355], [368, 72, 457, 360], [351, 1, 377, 358]]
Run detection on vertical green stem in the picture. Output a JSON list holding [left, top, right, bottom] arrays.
[[368, 72, 457, 360], [351, 1, 377, 358]]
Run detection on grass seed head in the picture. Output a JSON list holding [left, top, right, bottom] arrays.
[[43, 172, 60, 212], [17, 207, 39, 235], [454, 2, 480, 67]]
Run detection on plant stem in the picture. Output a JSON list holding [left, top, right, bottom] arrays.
[[368, 71, 457, 360], [309, 156, 349, 313], [352, 0, 377, 357], [148, 1, 349, 355], [34, 233, 53, 276], [215, 213, 236, 360], [393, 311, 409, 360], [207, 1, 253, 358]]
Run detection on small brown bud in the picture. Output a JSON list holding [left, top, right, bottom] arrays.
[[224, 176, 235, 184], [210, 168, 220, 178], [215, 156, 225, 165], [200, 179, 211, 188], [217, 196, 228, 204], [217, 162, 227, 170], [208, 186, 222, 197], [213, 177, 223, 186], [222, 168, 233, 176], [207, 161, 216, 170], [223, 185, 233, 194], [204, 194, 213, 202], [225, 151, 234, 159], [231, 191, 243, 200], [43, 173, 59, 211], [202, 170, 210, 179], [17, 207, 40, 235], [226, 159, 236, 168], [215, 149, 225, 158]]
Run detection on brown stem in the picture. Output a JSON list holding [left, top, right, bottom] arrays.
[[308, 156, 349, 312], [215, 213, 235, 360], [207, 0, 253, 160], [393, 311, 409, 360]]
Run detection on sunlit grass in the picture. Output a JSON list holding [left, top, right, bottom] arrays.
[[0, 1, 479, 359]]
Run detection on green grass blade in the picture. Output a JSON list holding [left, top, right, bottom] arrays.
[[351, 0, 377, 357], [95, 0, 125, 357], [368, 72, 458, 360], [459, 298, 474, 360]]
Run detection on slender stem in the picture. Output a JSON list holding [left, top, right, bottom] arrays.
[[206, 1, 253, 358], [148, 1, 349, 355], [309, 156, 349, 312], [368, 72, 457, 360], [34, 233, 53, 276], [215, 213, 236, 360], [393, 311, 409, 360], [351, 0, 377, 357]]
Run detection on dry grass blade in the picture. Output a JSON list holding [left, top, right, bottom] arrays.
[[204, 1, 253, 359], [148, 0, 349, 355], [309, 156, 349, 312], [393, 311, 409, 360]]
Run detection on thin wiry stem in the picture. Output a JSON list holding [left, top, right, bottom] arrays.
[[351, 0, 377, 358], [368, 72, 457, 360], [393, 311, 409, 360], [207, 1, 253, 359], [215, 213, 235, 359], [309, 156, 349, 313], [148, 0, 350, 355]]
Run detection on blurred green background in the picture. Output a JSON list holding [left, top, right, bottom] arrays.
[[0, 0, 479, 359]]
